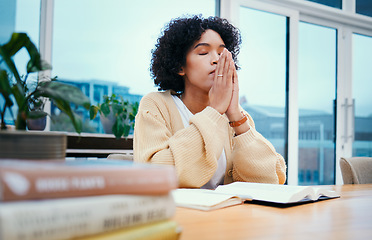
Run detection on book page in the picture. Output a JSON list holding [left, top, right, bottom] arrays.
[[171, 189, 243, 211], [215, 182, 313, 203], [313, 187, 340, 199]]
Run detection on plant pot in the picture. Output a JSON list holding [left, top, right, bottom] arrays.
[[100, 112, 115, 134], [0, 130, 67, 160], [27, 117, 47, 131]]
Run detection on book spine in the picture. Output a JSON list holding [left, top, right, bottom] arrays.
[[0, 194, 176, 240], [77, 220, 181, 240], [0, 167, 178, 201]]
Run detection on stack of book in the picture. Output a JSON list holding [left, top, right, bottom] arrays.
[[0, 159, 181, 240]]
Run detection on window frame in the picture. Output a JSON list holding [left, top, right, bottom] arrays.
[[38, 0, 372, 184], [221, 0, 299, 185], [222, 0, 372, 185]]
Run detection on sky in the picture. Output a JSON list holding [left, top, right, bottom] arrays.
[[10, 0, 372, 117], [51, 0, 215, 95]]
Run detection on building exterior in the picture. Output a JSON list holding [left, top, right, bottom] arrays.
[[51, 79, 142, 134], [241, 101, 372, 185]]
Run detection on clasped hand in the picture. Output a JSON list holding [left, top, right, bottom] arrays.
[[209, 48, 241, 121]]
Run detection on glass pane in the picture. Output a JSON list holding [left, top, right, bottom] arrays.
[[352, 33, 372, 156], [0, 0, 40, 126], [298, 22, 337, 185], [51, 0, 215, 134], [238, 7, 287, 160], [356, 0, 372, 18], [306, 0, 341, 9]]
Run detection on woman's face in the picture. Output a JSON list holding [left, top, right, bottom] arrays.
[[179, 29, 226, 94]]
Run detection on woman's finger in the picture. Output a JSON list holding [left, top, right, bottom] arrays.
[[226, 55, 234, 86], [233, 62, 238, 85], [216, 49, 227, 82]]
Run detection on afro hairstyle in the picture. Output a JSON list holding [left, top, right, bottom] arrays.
[[150, 15, 241, 93]]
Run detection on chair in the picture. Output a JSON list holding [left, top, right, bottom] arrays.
[[340, 157, 372, 184], [107, 153, 134, 161]]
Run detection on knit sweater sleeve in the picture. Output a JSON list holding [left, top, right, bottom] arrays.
[[133, 93, 230, 188], [231, 113, 287, 184]]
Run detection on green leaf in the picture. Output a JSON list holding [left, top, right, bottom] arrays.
[[123, 125, 130, 138], [112, 118, 124, 139], [0, 70, 14, 107], [52, 98, 82, 133], [121, 112, 127, 120], [36, 81, 90, 109], [27, 59, 52, 73], [111, 103, 122, 114], [1, 33, 29, 57], [15, 111, 27, 130], [11, 84, 27, 111], [0, 32, 50, 85], [36, 81, 89, 133], [1, 33, 28, 57], [89, 105, 99, 120], [101, 102, 110, 116], [129, 112, 136, 122], [71, 112, 83, 134], [0, 46, 23, 87], [23, 34, 51, 73]]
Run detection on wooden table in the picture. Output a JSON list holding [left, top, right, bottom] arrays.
[[173, 184, 372, 240]]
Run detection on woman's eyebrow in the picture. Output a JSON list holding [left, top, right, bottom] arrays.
[[194, 43, 226, 49]]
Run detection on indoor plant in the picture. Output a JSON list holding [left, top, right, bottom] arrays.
[[0, 32, 90, 132], [0, 32, 90, 159], [90, 94, 138, 139]]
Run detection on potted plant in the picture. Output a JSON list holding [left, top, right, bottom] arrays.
[[0, 32, 90, 159], [90, 94, 138, 139], [26, 94, 47, 130]]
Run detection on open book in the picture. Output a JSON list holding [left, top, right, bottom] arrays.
[[171, 182, 340, 211]]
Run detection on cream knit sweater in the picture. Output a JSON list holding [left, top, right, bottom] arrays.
[[133, 91, 286, 188]]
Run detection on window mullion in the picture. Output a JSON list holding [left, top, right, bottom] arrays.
[[335, 26, 353, 185], [39, 0, 54, 131], [342, 0, 355, 13], [287, 12, 299, 185]]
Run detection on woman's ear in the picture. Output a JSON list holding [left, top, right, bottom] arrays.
[[178, 67, 185, 76]]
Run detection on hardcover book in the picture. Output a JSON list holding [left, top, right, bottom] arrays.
[[0, 159, 178, 201], [76, 220, 182, 240], [0, 194, 176, 240], [172, 182, 340, 211]]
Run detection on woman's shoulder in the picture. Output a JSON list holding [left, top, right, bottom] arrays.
[[139, 90, 175, 110], [138, 91, 182, 130], [142, 90, 172, 101]]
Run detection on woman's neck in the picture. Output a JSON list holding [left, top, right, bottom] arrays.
[[181, 91, 209, 115]]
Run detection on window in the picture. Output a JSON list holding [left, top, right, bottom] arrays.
[[306, 0, 342, 9], [352, 33, 372, 157], [50, 0, 216, 133], [298, 22, 337, 185], [2, 0, 372, 184], [0, 0, 40, 45], [0, 0, 41, 126], [356, 0, 372, 18], [238, 7, 288, 160]]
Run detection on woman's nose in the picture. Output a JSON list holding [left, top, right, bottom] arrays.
[[211, 52, 219, 65]]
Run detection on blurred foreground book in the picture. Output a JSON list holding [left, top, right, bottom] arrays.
[[0, 159, 178, 201], [0, 159, 180, 239], [76, 220, 181, 240], [0, 192, 176, 240]]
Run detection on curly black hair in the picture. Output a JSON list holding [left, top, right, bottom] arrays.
[[151, 15, 242, 93]]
